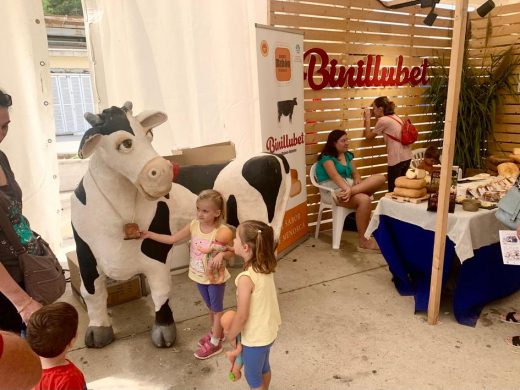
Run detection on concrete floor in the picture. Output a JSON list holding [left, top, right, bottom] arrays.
[[61, 230, 520, 390]]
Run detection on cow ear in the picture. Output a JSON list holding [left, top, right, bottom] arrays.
[[78, 133, 102, 159], [136, 110, 168, 130], [122, 101, 133, 115], [84, 112, 103, 126]]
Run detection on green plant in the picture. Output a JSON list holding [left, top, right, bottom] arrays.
[[42, 0, 82, 16], [424, 42, 519, 172]]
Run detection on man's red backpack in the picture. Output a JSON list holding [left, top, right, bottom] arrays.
[[385, 115, 418, 145]]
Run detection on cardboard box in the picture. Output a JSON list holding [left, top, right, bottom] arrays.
[[66, 251, 149, 308], [166, 141, 236, 166]]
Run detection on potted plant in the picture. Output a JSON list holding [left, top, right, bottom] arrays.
[[424, 31, 519, 173]]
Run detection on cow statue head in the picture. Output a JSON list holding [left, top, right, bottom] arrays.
[[80, 102, 173, 200]]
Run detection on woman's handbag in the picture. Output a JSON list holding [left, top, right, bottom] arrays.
[[496, 183, 520, 229], [0, 208, 66, 305]]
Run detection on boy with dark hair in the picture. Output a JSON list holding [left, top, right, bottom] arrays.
[[418, 145, 441, 174], [26, 302, 86, 390]]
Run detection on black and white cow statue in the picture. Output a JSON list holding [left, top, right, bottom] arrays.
[[71, 102, 290, 348]]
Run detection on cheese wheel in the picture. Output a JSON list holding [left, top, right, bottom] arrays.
[[394, 187, 427, 198], [514, 148, 520, 155], [394, 176, 427, 190], [290, 179, 301, 197], [498, 162, 520, 178]]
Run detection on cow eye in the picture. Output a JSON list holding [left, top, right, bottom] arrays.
[[118, 139, 133, 152], [145, 129, 154, 140]]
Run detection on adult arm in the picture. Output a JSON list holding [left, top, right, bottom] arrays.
[[0, 331, 42, 390], [140, 223, 191, 245], [0, 263, 41, 322], [322, 160, 352, 202], [363, 108, 378, 140], [350, 159, 362, 186], [226, 274, 253, 345]]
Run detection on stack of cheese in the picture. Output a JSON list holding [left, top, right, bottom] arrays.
[[393, 168, 428, 199]]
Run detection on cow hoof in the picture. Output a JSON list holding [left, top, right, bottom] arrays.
[[85, 326, 115, 348], [151, 323, 176, 348]]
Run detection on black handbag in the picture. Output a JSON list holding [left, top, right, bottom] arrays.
[[0, 208, 66, 305]]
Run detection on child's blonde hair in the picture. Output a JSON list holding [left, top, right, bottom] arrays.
[[237, 220, 277, 274], [197, 189, 226, 224]]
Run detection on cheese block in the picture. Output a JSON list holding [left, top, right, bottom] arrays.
[[415, 169, 426, 179], [497, 162, 520, 178], [394, 187, 427, 198], [394, 176, 427, 190], [514, 148, 520, 155]]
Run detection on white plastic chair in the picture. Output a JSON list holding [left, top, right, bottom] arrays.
[[410, 147, 426, 169], [310, 162, 355, 250]]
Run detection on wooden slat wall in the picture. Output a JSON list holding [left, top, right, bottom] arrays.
[[468, 3, 520, 156], [270, 0, 454, 232]]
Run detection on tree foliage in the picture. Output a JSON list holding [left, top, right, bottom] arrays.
[[425, 45, 519, 172], [42, 0, 83, 16]]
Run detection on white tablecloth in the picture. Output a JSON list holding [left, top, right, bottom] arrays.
[[365, 197, 507, 262]]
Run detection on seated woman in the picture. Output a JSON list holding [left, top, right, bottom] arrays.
[[316, 129, 385, 252], [417, 145, 441, 174]]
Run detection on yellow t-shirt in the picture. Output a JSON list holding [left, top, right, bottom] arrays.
[[235, 267, 281, 346], [188, 220, 230, 284]]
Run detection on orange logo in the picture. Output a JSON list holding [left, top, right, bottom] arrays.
[[260, 40, 269, 57], [275, 47, 291, 81]]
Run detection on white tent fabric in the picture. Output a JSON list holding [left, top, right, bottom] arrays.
[[0, 0, 61, 250], [83, 0, 268, 158]]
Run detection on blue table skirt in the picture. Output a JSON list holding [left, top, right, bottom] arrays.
[[373, 215, 520, 326]]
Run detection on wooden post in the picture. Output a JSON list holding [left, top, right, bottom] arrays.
[[427, 0, 469, 325]]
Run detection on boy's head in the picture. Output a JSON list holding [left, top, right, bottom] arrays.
[[26, 302, 78, 358], [424, 146, 441, 165]]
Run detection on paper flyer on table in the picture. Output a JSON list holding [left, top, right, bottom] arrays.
[[499, 230, 520, 265]]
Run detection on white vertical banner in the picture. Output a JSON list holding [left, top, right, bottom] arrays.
[[255, 24, 308, 254], [0, 0, 61, 251]]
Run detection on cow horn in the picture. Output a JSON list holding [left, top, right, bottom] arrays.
[[121, 101, 133, 113], [84, 112, 103, 126]]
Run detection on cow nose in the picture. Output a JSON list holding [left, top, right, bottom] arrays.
[[148, 165, 169, 179], [137, 157, 174, 198]]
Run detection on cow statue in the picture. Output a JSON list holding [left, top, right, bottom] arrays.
[[71, 102, 291, 348]]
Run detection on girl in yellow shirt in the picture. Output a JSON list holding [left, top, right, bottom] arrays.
[[226, 220, 281, 390]]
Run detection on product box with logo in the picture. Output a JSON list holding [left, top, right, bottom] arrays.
[[66, 251, 149, 308]]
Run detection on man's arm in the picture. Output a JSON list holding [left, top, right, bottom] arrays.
[[0, 331, 42, 390]]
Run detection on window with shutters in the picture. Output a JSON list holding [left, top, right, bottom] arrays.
[[51, 72, 94, 136]]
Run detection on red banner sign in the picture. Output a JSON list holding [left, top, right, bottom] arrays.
[[304, 48, 429, 90]]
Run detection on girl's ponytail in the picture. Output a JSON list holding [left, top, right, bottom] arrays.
[[239, 221, 277, 274]]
